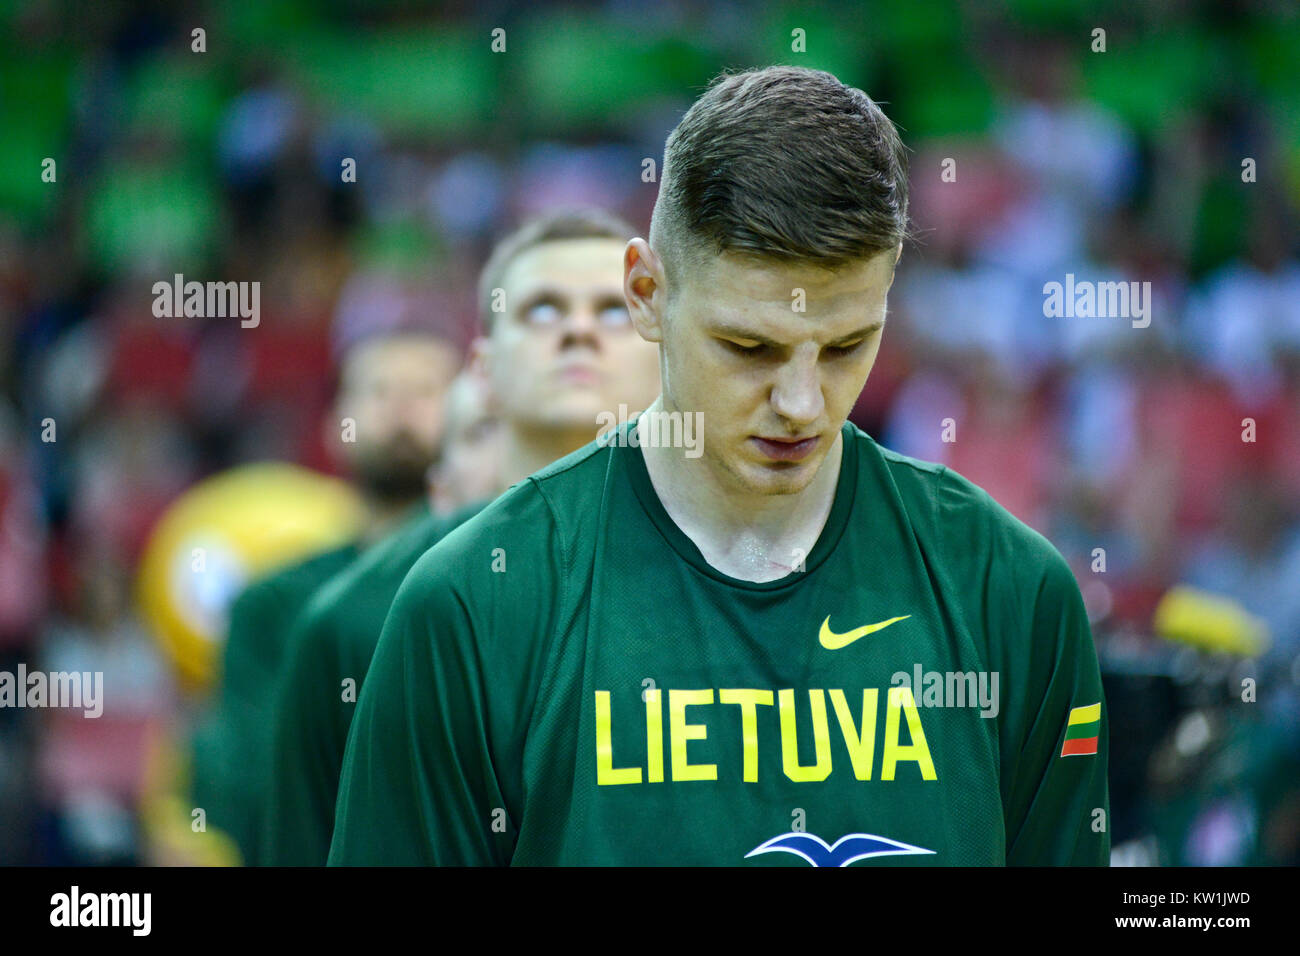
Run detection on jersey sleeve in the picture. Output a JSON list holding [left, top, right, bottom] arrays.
[[261, 592, 348, 865], [191, 581, 283, 864], [327, 552, 509, 865], [1002, 550, 1110, 866], [328, 493, 558, 866]]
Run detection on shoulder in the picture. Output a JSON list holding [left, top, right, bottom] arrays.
[[387, 444, 618, 666], [237, 542, 359, 615], [288, 559, 356, 647], [524, 434, 618, 537], [290, 510, 456, 650], [848, 424, 1075, 594], [401, 481, 559, 598], [277, 541, 361, 585], [405, 437, 613, 592], [352, 509, 448, 583], [389, 480, 555, 626]]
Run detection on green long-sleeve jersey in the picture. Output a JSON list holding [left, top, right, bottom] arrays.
[[262, 504, 483, 865], [330, 420, 1109, 866], [191, 541, 360, 864]]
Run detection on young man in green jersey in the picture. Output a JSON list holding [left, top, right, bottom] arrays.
[[261, 209, 662, 864], [330, 66, 1110, 867], [192, 328, 462, 864]]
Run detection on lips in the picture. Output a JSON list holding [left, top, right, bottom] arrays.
[[751, 435, 820, 462], [555, 364, 601, 385]]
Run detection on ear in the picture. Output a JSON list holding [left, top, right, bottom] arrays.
[[466, 336, 501, 413], [468, 335, 489, 378], [625, 238, 665, 344]]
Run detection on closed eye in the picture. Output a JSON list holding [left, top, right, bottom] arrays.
[[824, 340, 865, 358], [722, 339, 768, 356]]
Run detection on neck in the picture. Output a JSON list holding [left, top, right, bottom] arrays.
[[500, 420, 597, 488], [357, 494, 422, 546], [637, 395, 843, 581]]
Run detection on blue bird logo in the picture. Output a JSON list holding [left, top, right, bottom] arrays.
[[746, 832, 935, 867]]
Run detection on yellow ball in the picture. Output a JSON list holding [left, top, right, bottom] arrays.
[[136, 463, 362, 689], [1154, 585, 1270, 658]]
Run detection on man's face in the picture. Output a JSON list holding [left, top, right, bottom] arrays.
[[430, 373, 506, 514], [337, 334, 463, 502], [634, 245, 898, 497], [479, 238, 661, 433]]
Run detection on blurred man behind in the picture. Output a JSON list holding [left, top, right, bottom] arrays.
[[262, 208, 661, 864], [192, 326, 462, 865], [428, 371, 505, 517]]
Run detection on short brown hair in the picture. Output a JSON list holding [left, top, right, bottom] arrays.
[[477, 207, 636, 333], [651, 66, 910, 290]]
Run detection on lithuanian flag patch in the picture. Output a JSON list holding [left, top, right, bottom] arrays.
[[1060, 703, 1100, 757]]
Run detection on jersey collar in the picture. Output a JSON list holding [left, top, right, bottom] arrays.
[[616, 416, 860, 591]]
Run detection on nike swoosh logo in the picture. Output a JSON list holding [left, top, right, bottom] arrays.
[[819, 615, 911, 650]]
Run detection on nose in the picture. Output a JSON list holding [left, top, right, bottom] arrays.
[[385, 395, 427, 434], [557, 302, 602, 350], [769, 348, 824, 426]]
